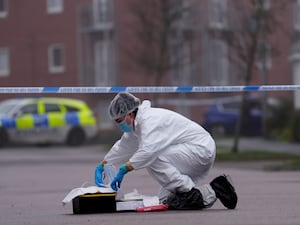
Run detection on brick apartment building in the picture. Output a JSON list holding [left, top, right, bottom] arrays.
[[0, 0, 300, 129]]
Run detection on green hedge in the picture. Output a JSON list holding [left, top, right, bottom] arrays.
[[266, 99, 300, 142]]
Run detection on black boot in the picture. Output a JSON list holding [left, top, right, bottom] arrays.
[[210, 175, 238, 209], [166, 188, 205, 210]]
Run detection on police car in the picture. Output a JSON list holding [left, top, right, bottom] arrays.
[[0, 97, 98, 147]]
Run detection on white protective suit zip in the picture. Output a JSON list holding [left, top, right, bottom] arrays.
[[104, 100, 216, 204]]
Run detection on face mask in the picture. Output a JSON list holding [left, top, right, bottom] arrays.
[[117, 120, 133, 133]]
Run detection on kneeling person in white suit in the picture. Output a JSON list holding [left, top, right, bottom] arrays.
[[95, 92, 237, 210]]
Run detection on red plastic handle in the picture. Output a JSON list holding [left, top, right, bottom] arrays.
[[136, 204, 169, 212]]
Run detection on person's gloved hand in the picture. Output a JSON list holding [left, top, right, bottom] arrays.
[[95, 164, 105, 187], [111, 164, 128, 191]]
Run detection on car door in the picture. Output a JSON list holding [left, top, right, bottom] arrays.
[[43, 102, 66, 142], [13, 103, 40, 142]]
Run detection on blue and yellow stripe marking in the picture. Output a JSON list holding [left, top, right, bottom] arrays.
[[0, 112, 81, 129]]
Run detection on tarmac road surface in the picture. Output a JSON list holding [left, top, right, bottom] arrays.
[[1, 144, 300, 225]]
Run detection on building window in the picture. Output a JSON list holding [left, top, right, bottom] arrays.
[[48, 44, 65, 74], [0, 0, 8, 18], [262, 0, 271, 11], [0, 48, 9, 77], [256, 41, 272, 71], [208, 0, 227, 29], [47, 0, 63, 14], [294, 0, 300, 31], [94, 39, 116, 85], [93, 0, 113, 27], [203, 39, 229, 85], [169, 0, 191, 25], [169, 39, 193, 85]]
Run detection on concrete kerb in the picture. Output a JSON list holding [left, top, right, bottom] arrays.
[[216, 137, 300, 155]]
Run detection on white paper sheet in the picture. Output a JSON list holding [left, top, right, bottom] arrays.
[[62, 186, 115, 205]]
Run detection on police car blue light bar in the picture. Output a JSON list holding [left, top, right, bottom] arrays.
[[0, 85, 300, 93]]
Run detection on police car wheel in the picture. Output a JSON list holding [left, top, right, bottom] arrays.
[[66, 127, 86, 146], [0, 129, 9, 147]]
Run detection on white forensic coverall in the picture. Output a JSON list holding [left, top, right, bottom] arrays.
[[104, 100, 217, 206]]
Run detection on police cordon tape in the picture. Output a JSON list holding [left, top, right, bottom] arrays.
[[0, 85, 300, 94]]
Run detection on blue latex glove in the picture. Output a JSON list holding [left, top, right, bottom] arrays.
[[111, 164, 128, 191], [95, 164, 105, 187]]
